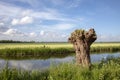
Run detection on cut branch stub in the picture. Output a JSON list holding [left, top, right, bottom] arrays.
[[85, 28, 97, 45], [69, 28, 97, 45], [68, 29, 85, 43]]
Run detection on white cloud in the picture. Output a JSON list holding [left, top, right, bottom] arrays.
[[30, 10, 67, 21], [97, 34, 120, 42], [0, 0, 83, 42], [40, 30, 44, 36], [30, 32, 37, 37], [11, 16, 33, 25], [3, 28, 25, 37], [61, 34, 68, 38], [11, 19, 19, 25], [52, 23, 75, 30], [36, 23, 75, 32], [20, 9, 77, 22], [0, 1, 79, 25], [0, 22, 4, 26], [20, 16, 33, 24], [3, 29, 17, 35], [38, 31, 69, 42]]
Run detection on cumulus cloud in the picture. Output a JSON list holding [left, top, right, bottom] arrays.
[[0, 22, 4, 26], [0, 1, 79, 26], [97, 34, 120, 42], [29, 32, 37, 37], [20, 16, 33, 24], [11, 16, 33, 25], [40, 30, 44, 36], [3, 29, 17, 35], [11, 19, 19, 25], [0, 0, 87, 42], [3, 28, 25, 37], [38, 31, 69, 42], [0, 1, 75, 23]]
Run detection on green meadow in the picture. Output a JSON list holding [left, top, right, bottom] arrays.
[[0, 43, 120, 59], [0, 42, 120, 49]]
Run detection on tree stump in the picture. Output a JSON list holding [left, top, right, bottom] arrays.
[[68, 28, 97, 68]]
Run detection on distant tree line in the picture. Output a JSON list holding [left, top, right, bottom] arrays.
[[0, 40, 35, 43]]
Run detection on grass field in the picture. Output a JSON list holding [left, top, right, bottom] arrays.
[[0, 43, 72, 49], [0, 42, 120, 49], [0, 42, 120, 59]]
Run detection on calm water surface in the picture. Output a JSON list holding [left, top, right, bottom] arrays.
[[0, 52, 120, 70]]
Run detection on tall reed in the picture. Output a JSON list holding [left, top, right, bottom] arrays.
[[0, 47, 73, 59]]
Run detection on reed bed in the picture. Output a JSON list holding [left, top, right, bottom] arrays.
[[0, 47, 73, 59], [0, 57, 120, 80], [0, 43, 120, 59], [91, 46, 120, 53]]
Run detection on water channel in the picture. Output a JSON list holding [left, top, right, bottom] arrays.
[[0, 52, 120, 71]]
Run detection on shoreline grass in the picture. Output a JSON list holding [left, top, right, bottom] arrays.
[[49, 57, 120, 80], [0, 47, 73, 59], [0, 57, 120, 80], [0, 46, 120, 59], [0, 42, 120, 59]]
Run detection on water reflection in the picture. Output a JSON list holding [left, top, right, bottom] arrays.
[[91, 52, 120, 62], [0, 52, 120, 70]]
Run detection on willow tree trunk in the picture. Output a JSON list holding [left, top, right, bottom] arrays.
[[68, 28, 97, 68]]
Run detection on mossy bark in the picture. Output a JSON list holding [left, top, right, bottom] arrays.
[[68, 28, 97, 68]]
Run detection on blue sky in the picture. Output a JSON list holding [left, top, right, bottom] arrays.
[[0, 0, 120, 42]]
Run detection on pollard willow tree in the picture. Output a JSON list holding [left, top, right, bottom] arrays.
[[68, 28, 97, 68]]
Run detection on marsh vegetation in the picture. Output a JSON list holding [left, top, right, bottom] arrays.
[[0, 43, 120, 59], [0, 57, 120, 80]]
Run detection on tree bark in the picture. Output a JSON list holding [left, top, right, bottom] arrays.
[[68, 28, 97, 68]]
